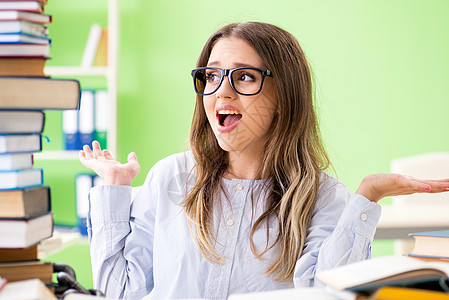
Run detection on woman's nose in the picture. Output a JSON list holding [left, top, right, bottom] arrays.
[[215, 76, 236, 99]]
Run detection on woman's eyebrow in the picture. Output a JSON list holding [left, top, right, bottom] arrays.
[[206, 61, 259, 68]]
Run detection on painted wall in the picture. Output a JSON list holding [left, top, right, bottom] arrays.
[[38, 0, 449, 284]]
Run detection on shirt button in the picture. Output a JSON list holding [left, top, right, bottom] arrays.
[[236, 183, 243, 191], [227, 219, 234, 226], [360, 213, 368, 221]]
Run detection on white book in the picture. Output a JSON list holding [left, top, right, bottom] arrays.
[[0, 33, 50, 44], [0, 43, 49, 57], [0, 1, 43, 12], [0, 278, 57, 300], [0, 134, 41, 154], [0, 11, 52, 24], [81, 23, 102, 67], [0, 110, 45, 134], [0, 20, 48, 36], [0, 168, 42, 190], [0, 153, 33, 170]]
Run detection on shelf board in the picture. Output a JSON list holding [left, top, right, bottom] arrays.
[[44, 66, 108, 77], [34, 150, 80, 161]]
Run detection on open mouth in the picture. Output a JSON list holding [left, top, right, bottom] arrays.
[[216, 109, 242, 132]]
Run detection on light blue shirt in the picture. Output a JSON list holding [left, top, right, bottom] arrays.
[[88, 151, 381, 299]]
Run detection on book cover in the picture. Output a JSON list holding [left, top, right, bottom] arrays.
[[0, 168, 42, 190], [409, 230, 449, 259], [0, 134, 42, 154], [316, 256, 449, 293], [0, 212, 53, 248], [0, 186, 50, 218], [0, 152, 33, 170], [0, 110, 45, 134], [0, 77, 80, 109]]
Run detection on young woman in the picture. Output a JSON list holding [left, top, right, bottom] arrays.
[[80, 22, 449, 300]]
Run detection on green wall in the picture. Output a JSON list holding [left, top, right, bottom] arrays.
[[37, 0, 449, 286]]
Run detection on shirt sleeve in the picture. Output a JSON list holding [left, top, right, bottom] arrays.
[[293, 179, 381, 288], [87, 170, 157, 299]]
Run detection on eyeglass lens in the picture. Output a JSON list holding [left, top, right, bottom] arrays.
[[194, 68, 264, 95]]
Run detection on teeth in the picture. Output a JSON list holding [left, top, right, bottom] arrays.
[[218, 109, 240, 115]]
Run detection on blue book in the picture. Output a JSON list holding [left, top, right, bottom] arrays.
[[409, 230, 449, 259], [0, 168, 43, 190]]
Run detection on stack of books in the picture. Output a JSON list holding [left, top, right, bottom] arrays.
[[408, 229, 449, 262], [0, 0, 80, 290]]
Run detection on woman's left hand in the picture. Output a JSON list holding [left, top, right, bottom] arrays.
[[356, 173, 449, 203]]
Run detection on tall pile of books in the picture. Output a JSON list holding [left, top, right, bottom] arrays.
[[0, 0, 80, 292]]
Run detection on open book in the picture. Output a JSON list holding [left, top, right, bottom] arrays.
[[316, 256, 449, 293]]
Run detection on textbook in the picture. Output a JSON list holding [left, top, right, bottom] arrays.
[[0, 245, 38, 263], [0, 1, 43, 13], [0, 212, 53, 248], [0, 168, 42, 190], [0, 186, 50, 218], [0, 110, 45, 134], [0, 77, 80, 109], [0, 278, 57, 300], [0, 57, 46, 76], [409, 230, 449, 259], [0, 134, 42, 154], [371, 286, 449, 300], [0, 33, 50, 44], [0, 11, 51, 24], [316, 256, 449, 293], [0, 20, 48, 36], [0, 153, 34, 170], [0, 261, 53, 283], [0, 43, 49, 57]]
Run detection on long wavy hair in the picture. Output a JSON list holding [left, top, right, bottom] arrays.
[[184, 22, 331, 282]]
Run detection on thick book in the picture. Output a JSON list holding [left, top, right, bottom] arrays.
[[409, 230, 449, 259], [316, 256, 449, 293], [0, 134, 42, 154], [0, 110, 45, 134], [371, 286, 449, 300], [0, 33, 50, 44], [0, 186, 50, 218], [0, 245, 38, 263], [0, 11, 51, 24], [0, 77, 80, 109], [0, 1, 43, 13], [0, 278, 57, 300], [0, 57, 46, 76], [0, 43, 49, 57], [0, 20, 48, 36], [0, 212, 53, 248], [0, 261, 53, 283], [0, 168, 42, 190], [0, 153, 34, 170]]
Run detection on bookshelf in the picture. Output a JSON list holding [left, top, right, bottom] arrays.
[[34, 0, 119, 160]]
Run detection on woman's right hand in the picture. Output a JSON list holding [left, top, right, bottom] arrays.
[[79, 140, 141, 186]]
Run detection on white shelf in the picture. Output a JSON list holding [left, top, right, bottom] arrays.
[[34, 150, 80, 161], [44, 66, 108, 77]]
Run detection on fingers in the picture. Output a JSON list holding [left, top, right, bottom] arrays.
[[127, 152, 138, 162], [103, 149, 114, 160], [82, 144, 94, 159], [92, 140, 102, 158]]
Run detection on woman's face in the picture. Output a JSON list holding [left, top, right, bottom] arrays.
[[203, 37, 278, 157]]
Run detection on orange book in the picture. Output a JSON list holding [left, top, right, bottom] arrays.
[[372, 286, 449, 300], [0, 57, 47, 76]]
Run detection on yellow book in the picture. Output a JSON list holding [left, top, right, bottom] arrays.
[[372, 286, 449, 300]]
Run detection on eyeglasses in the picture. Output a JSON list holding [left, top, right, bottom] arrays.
[[191, 67, 272, 96]]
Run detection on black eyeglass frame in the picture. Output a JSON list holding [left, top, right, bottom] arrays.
[[191, 67, 273, 96]]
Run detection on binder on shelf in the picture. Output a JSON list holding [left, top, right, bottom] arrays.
[[78, 90, 94, 148], [94, 89, 108, 149], [75, 174, 93, 236], [62, 109, 79, 150]]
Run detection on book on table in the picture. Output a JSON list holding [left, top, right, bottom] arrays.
[[0, 1, 43, 13], [0, 134, 42, 154], [0, 212, 53, 248], [0, 43, 49, 57], [0, 77, 80, 110], [409, 229, 449, 260], [0, 110, 45, 134], [0, 168, 43, 190], [0, 32, 50, 44], [0, 186, 50, 218], [0, 57, 47, 76], [0, 20, 48, 36], [315, 255, 449, 294]]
